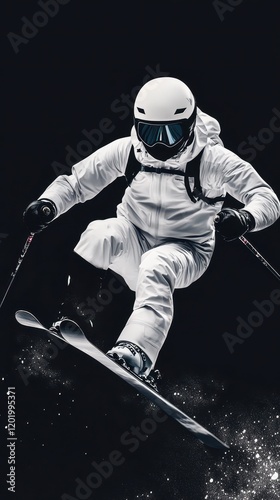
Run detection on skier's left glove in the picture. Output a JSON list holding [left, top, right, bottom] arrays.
[[23, 199, 57, 233], [214, 208, 255, 242]]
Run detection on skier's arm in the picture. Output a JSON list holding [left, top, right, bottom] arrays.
[[217, 147, 280, 232], [23, 138, 131, 232], [38, 137, 131, 216]]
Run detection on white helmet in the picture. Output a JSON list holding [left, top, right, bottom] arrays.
[[134, 77, 196, 161]]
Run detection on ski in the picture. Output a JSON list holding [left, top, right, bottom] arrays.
[[15, 310, 229, 450], [15, 309, 66, 341]]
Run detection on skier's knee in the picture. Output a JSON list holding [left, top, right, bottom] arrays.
[[89, 221, 122, 250], [140, 251, 173, 285]]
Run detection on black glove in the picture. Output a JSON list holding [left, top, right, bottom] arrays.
[[23, 199, 57, 233], [214, 208, 255, 242]]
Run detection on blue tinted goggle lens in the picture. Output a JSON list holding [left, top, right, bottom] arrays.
[[138, 122, 184, 147]]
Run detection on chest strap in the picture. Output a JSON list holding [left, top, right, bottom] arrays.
[[140, 165, 185, 176], [125, 145, 225, 206]]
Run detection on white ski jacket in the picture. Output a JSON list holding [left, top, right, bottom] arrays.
[[40, 108, 280, 245]]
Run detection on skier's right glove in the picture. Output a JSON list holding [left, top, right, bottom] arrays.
[[23, 199, 57, 233], [214, 208, 255, 242]]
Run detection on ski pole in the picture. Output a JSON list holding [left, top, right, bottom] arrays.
[[0, 233, 35, 309], [214, 214, 280, 281], [238, 235, 280, 281]]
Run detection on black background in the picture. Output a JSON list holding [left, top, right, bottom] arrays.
[[1, 1, 280, 499]]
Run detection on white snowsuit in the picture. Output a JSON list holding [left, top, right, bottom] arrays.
[[39, 108, 280, 366]]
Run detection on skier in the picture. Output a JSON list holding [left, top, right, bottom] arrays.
[[23, 76, 280, 382]]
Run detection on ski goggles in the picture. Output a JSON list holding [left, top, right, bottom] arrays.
[[137, 121, 187, 147]]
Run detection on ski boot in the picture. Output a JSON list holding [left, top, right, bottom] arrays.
[[107, 342, 161, 392]]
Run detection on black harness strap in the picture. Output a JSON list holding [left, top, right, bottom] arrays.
[[140, 165, 185, 176], [125, 146, 142, 185], [125, 145, 225, 206], [184, 149, 204, 203], [184, 149, 226, 205]]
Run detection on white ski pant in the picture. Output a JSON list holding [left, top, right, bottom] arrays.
[[74, 217, 214, 367]]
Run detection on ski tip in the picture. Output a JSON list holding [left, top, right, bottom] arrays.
[[59, 319, 86, 338], [15, 309, 35, 321], [15, 309, 27, 317], [15, 309, 47, 331]]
